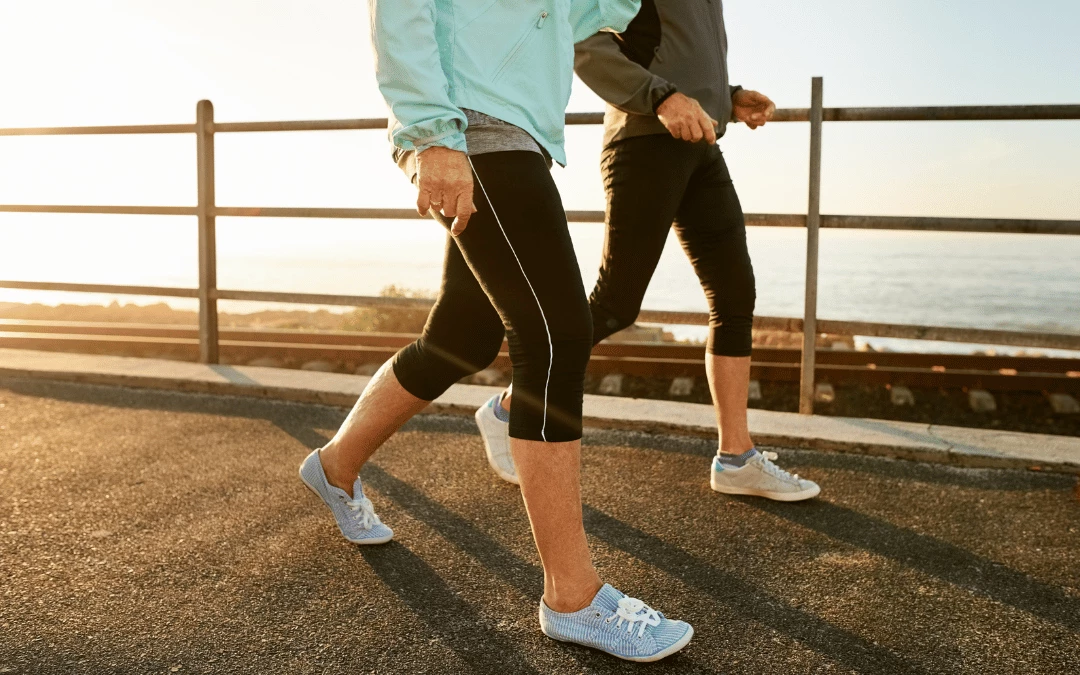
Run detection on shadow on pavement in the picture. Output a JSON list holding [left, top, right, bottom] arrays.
[[582, 505, 927, 674], [358, 543, 542, 675], [740, 497, 1080, 632]]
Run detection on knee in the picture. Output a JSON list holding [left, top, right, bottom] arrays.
[[512, 309, 592, 373], [591, 299, 639, 343], [554, 321, 593, 372], [410, 320, 504, 378], [709, 314, 754, 357], [469, 327, 506, 372]]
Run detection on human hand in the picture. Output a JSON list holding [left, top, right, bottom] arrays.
[[415, 146, 477, 235], [732, 89, 776, 130], [656, 92, 719, 144]]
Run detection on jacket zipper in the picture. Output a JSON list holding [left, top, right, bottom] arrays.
[[493, 11, 548, 82]]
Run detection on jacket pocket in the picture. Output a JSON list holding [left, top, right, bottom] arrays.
[[491, 11, 549, 83]]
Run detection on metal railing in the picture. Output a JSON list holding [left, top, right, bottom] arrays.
[[2, 77, 1079, 414]]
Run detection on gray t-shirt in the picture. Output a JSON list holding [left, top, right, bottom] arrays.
[[395, 109, 550, 184]]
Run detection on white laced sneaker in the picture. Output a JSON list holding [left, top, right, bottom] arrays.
[[710, 450, 820, 502], [298, 448, 394, 544], [474, 393, 518, 484], [539, 584, 693, 662]]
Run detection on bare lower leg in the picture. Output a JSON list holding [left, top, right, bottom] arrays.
[[512, 438, 602, 613], [706, 354, 755, 454], [319, 361, 429, 496]]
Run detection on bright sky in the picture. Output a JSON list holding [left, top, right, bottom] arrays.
[[1, 0, 1078, 220]]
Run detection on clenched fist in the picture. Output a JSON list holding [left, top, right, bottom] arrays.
[[656, 92, 719, 145]]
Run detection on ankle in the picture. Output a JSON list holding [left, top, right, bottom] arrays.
[[544, 577, 603, 614], [719, 445, 754, 456], [719, 437, 754, 455], [318, 445, 355, 496]]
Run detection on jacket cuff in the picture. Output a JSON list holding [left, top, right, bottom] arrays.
[[414, 129, 468, 155], [393, 117, 468, 155], [651, 84, 679, 114], [730, 85, 744, 99]]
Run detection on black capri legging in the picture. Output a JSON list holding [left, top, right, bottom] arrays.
[[392, 151, 592, 442], [590, 133, 756, 356]]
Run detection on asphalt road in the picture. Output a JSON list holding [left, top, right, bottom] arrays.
[[1, 377, 1078, 675]]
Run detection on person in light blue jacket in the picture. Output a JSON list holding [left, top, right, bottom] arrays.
[[297, 0, 695, 662]]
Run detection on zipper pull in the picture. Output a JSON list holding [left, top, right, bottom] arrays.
[[537, 11, 548, 28]]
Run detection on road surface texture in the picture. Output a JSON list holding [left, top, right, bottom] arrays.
[[1, 376, 1078, 674]]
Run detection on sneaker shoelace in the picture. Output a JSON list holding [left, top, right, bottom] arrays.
[[343, 495, 382, 531], [759, 451, 802, 484], [608, 597, 662, 638]]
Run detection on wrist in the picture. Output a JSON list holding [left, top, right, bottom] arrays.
[[653, 87, 679, 115]]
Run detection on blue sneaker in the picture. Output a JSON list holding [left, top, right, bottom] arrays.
[[539, 584, 693, 662], [298, 448, 393, 545]]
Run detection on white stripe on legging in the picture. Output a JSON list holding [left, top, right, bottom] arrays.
[[468, 156, 554, 442]]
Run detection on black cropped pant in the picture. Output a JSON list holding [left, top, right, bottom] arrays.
[[591, 134, 756, 355], [392, 151, 592, 442]]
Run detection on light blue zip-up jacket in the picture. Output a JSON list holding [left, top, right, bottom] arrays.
[[369, 0, 641, 167]]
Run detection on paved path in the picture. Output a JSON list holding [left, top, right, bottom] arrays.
[[1, 377, 1078, 674]]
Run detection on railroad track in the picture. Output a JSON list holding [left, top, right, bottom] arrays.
[[1, 319, 1078, 393]]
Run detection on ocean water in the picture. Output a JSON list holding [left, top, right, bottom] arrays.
[[1, 214, 1078, 355]]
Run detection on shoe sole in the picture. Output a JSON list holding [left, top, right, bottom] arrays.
[[474, 406, 520, 485], [298, 463, 394, 545], [710, 479, 821, 502], [543, 624, 694, 662]]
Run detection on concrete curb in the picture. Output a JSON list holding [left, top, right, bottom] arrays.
[[2, 348, 1078, 474]]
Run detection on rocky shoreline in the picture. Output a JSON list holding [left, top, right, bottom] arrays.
[[3, 300, 1077, 437]]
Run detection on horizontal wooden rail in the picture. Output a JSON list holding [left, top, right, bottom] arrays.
[[0, 205, 197, 216], [3, 105, 1076, 137], [0, 123, 195, 136], [212, 119, 390, 133], [2, 279, 1076, 351], [815, 320, 1080, 352], [212, 206, 423, 219], [5, 319, 1076, 371], [0, 280, 199, 298], [211, 288, 434, 308], [1, 327, 1076, 392], [819, 215, 1080, 235], [3, 204, 1077, 235]]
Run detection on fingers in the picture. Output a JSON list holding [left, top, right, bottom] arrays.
[[416, 190, 432, 217], [691, 111, 718, 144], [440, 190, 461, 220], [688, 118, 704, 143], [704, 117, 718, 144], [450, 196, 475, 236], [661, 97, 721, 144], [421, 177, 474, 235]]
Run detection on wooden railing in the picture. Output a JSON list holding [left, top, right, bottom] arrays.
[[2, 77, 1079, 413]]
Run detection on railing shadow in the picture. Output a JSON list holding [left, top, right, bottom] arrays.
[[208, 364, 263, 386], [581, 505, 926, 674], [581, 426, 1076, 493], [357, 542, 542, 674], [737, 497, 1080, 632]]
